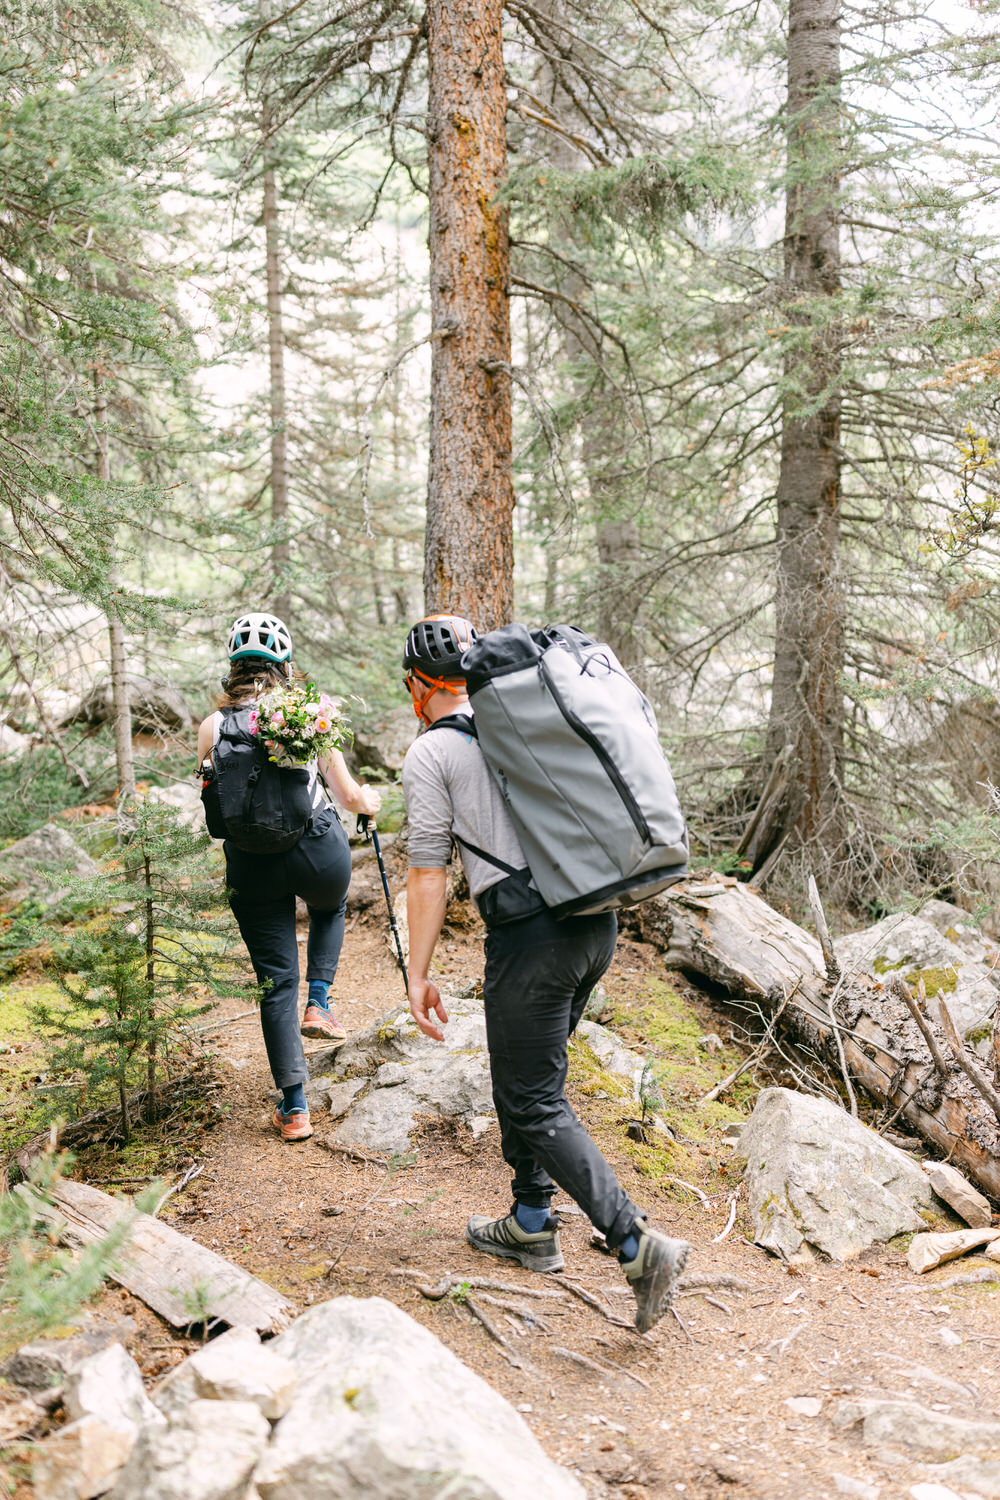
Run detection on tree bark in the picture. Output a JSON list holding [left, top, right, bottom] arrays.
[[596, 514, 645, 680], [424, 0, 513, 631], [745, 0, 844, 870], [262, 110, 291, 626], [93, 365, 136, 802]]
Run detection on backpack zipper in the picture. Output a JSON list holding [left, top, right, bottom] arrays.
[[538, 655, 652, 844]]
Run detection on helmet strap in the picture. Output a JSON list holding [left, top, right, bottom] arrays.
[[406, 670, 465, 726]]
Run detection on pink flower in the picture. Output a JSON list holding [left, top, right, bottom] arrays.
[[248, 709, 259, 734], [315, 717, 331, 733]]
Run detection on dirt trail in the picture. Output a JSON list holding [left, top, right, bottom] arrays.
[[104, 910, 1000, 1498]]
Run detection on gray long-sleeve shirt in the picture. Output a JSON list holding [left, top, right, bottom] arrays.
[[401, 707, 528, 897]]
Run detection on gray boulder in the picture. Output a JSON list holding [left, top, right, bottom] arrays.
[[110, 1400, 269, 1500], [145, 783, 205, 834], [573, 1020, 643, 1099], [920, 899, 996, 963], [73, 675, 192, 734], [63, 1344, 161, 1429], [33, 1414, 138, 1500], [350, 706, 417, 775], [152, 1327, 260, 1419], [0, 822, 98, 902], [257, 1296, 584, 1500], [4, 1317, 137, 1391], [922, 1160, 993, 1228], [189, 1339, 296, 1420], [835, 912, 998, 1039], [737, 1087, 934, 1262], [930, 1457, 1000, 1497], [313, 995, 495, 1154], [0, 721, 28, 760], [833, 1397, 1000, 1461]]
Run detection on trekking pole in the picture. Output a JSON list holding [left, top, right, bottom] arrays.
[[357, 815, 409, 999]]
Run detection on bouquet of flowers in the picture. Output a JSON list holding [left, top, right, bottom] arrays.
[[248, 681, 352, 767]]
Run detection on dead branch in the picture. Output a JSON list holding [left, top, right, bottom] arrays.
[[712, 1195, 739, 1243], [550, 1345, 648, 1386], [888, 975, 951, 1078], [807, 873, 841, 984], [318, 1139, 390, 1169], [664, 1175, 710, 1207], [935, 995, 1000, 1121], [906, 1267, 1000, 1291], [698, 981, 796, 1105], [465, 1297, 524, 1367], [560, 1277, 634, 1328], [388, 1268, 566, 1300], [679, 1272, 759, 1293]]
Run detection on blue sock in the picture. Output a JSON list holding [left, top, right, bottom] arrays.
[[307, 980, 331, 1011], [514, 1202, 552, 1234], [281, 1083, 307, 1115], [619, 1230, 641, 1263]]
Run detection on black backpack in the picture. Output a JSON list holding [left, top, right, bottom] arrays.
[[200, 706, 318, 854]]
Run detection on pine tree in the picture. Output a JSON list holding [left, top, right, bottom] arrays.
[[31, 803, 250, 1143]]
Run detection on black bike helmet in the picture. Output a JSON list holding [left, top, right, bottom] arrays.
[[402, 614, 479, 679]]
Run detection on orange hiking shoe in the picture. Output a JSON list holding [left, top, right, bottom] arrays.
[[272, 1105, 313, 1142], [300, 1004, 347, 1041]]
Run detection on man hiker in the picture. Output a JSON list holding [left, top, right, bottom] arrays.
[[400, 613, 691, 1333]]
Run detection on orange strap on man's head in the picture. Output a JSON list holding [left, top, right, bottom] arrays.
[[405, 669, 466, 725]]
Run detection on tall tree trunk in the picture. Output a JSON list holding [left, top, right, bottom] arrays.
[[596, 514, 645, 679], [742, 0, 843, 871], [93, 365, 136, 802], [262, 107, 291, 626], [424, 0, 513, 630]]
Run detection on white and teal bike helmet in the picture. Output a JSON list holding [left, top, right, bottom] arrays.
[[227, 613, 292, 663]]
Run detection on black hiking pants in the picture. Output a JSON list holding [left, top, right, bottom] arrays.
[[483, 907, 642, 1250], [225, 809, 352, 1090]]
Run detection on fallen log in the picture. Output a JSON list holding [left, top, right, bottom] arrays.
[[16, 1177, 292, 1333], [655, 880, 1000, 1201]]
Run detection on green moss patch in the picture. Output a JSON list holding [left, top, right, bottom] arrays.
[[873, 957, 959, 996], [567, 973, 753, 1196]]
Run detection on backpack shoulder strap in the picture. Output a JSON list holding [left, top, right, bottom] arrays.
[[426, 713, 479, 739], [424, 716, 517, 875], [451, 832, 520, 877]]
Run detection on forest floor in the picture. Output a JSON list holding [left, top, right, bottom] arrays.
[[11, 868, 1000, 1500]]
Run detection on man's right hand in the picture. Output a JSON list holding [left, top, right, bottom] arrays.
[[409, 977, 449, 1041]]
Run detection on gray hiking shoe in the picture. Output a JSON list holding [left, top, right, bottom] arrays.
[[466, 1209, 565, 1273], [621, 1219, 690, 1333]]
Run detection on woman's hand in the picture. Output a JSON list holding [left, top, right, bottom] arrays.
[[318, 749, 382, 817], [354, 783, 382, 818]]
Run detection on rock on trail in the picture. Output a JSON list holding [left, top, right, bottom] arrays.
[[32, 1297, 585, 1500], [307, 994, 496, 1153], [737, 1086, 935, 1261]]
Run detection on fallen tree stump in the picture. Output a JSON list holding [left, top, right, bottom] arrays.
[[16, 1177, 292, 1333], [656, 880, 1000, 1201]]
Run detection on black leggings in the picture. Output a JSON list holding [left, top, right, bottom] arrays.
[[225, 810, 352, 1089]]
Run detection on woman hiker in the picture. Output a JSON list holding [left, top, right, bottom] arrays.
[[197, 612, 381, 1142]]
